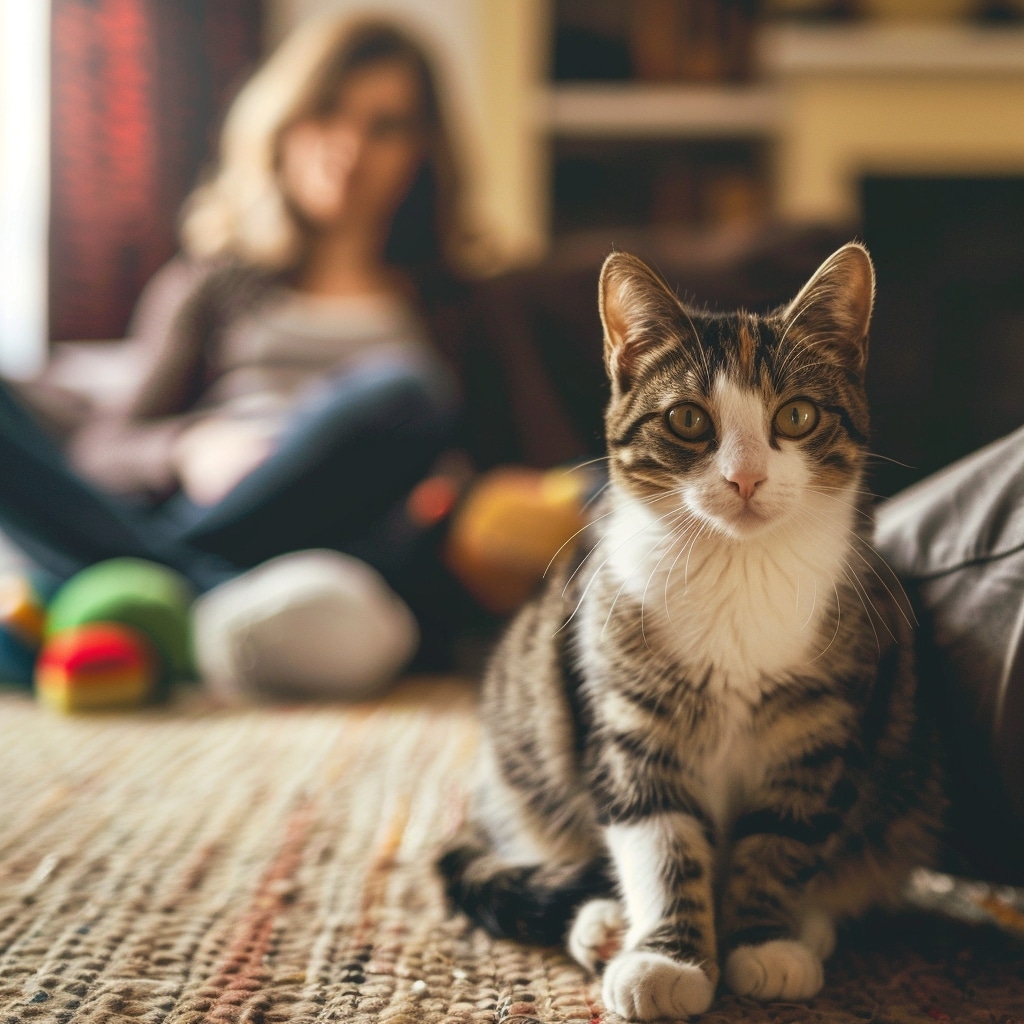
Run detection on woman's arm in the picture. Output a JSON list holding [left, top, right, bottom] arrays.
[[66, 258, 216, 499]]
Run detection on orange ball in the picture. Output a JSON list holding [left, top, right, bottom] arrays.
[[445, 467, 588, 614]]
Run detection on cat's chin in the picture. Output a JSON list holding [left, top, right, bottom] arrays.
[[710, 502, 785, 539]]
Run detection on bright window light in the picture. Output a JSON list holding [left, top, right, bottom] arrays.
[[0, 1, 50, 379]]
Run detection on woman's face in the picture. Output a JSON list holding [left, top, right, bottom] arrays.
[[279, 58, 429, 238]]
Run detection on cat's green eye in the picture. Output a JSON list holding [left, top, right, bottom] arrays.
[[775, 399, 819, 439], [666, 403, 711, 441]]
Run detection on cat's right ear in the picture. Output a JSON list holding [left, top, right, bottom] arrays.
[[599, 251, 685, 392], [781, 242, 875, 376]]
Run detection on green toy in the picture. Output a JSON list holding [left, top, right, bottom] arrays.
[[45, 559, 195, 686]]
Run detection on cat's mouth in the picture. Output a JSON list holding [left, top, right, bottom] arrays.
[[730, 502, 770, 527], [711, 496, 782, 537]]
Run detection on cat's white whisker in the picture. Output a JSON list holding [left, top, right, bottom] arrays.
[[793, 501, 906, 640], [803, 499, 915, 631], [602, 505, 696, 643], [679, 303, 713, 390], [557, 502, 691, 635], [839, 564, 883, 655], [682, 521, 707, 591], [865, 451, 915, 469], [640, 507, 698, 649], [581, 480, 612, 513], [789, 501, 892, 651], [562, 454, 611, 474], [601, 569, 636, 642], [800, 577, 817, 631], [547, 488, 665, 584], [806, 575, 843, 664], [661, 512, 704, 625], [845, 539, 916, 630], [810, 485, 883, 512]]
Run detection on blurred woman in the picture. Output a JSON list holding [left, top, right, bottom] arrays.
[[0, 16, 483, 687], [71, 16, 470, 569]]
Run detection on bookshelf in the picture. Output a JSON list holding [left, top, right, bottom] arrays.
[[530, 5, 1024, 242], [544, 0, 772, 235]]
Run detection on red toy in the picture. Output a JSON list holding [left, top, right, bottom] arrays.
[[35, 622, 158, 713]]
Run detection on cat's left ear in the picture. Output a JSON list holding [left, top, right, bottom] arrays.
[[782, 242, 875, 375], [599, 250, 688, 392]]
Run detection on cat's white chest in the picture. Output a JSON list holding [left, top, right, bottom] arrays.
[[663, 541, 818, 684], [599, 497, 850, 698]]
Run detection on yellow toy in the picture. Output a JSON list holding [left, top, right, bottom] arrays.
[[444, 466, 595, 614]]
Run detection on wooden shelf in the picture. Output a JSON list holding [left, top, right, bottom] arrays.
[[542, 25, 1024, 142], [759, 23, 1024, 77], [541, 83, 783, 139]]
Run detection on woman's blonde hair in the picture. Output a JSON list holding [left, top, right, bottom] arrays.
[[180, 15, 465, 276]]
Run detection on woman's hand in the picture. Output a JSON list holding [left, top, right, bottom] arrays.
[[172, 417, 274, 507]]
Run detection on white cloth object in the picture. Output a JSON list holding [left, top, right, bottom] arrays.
[[192, 550, 419, 702]]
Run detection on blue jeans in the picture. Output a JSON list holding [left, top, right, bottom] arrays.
[[0, 353, 459, 594]]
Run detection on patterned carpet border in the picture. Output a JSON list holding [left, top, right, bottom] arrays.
[[0, 678, 1022, 1024]]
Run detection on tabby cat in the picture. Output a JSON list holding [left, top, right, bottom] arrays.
[[439, 244, 946, 1020]]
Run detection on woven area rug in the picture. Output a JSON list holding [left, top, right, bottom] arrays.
[[1, 678, 1022, 1024]]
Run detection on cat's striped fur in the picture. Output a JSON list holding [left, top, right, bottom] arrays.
[[439, 244, 946, 1020]]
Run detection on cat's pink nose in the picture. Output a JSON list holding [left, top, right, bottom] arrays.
[[725, 468, 766, 500]]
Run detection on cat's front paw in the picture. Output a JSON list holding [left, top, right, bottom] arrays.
[[602, 951, 714, 1021], [724, 939, 824, 1001], [568, 898, 624, 973]]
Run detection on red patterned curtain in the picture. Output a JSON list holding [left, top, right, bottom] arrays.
[[49, 0, 262, 341]]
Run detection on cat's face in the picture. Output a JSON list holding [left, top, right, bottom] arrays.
[[599, 244, 874, 539]]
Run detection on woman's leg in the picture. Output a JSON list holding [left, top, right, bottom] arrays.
[[174, 352, 466, 676], [0, 377, 428, 694], [170, 352, 460, 570], [0, 381, 236, 591]]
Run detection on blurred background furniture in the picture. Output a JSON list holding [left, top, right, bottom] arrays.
[[5, 0, 1016, 495]]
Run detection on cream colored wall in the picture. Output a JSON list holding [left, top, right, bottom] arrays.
[[763, 21, 1024, 224], [476, 1, 550, 267], [776, 76, 1024, 222], [265, 0, 549, 268]]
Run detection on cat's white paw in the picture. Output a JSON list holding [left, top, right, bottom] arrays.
[[725, 939, 824, 1002], [568, 898, 625, 972], [602, 950, 714, 1021], [799, 909, 836, 960]]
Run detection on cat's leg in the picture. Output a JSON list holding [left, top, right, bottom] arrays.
[[568, 898, 624, 972], [438, 824, 611, 945], [798, 907, 837, 960], [600, 813, 718, 1021], [719, 809, 842, 1002]]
